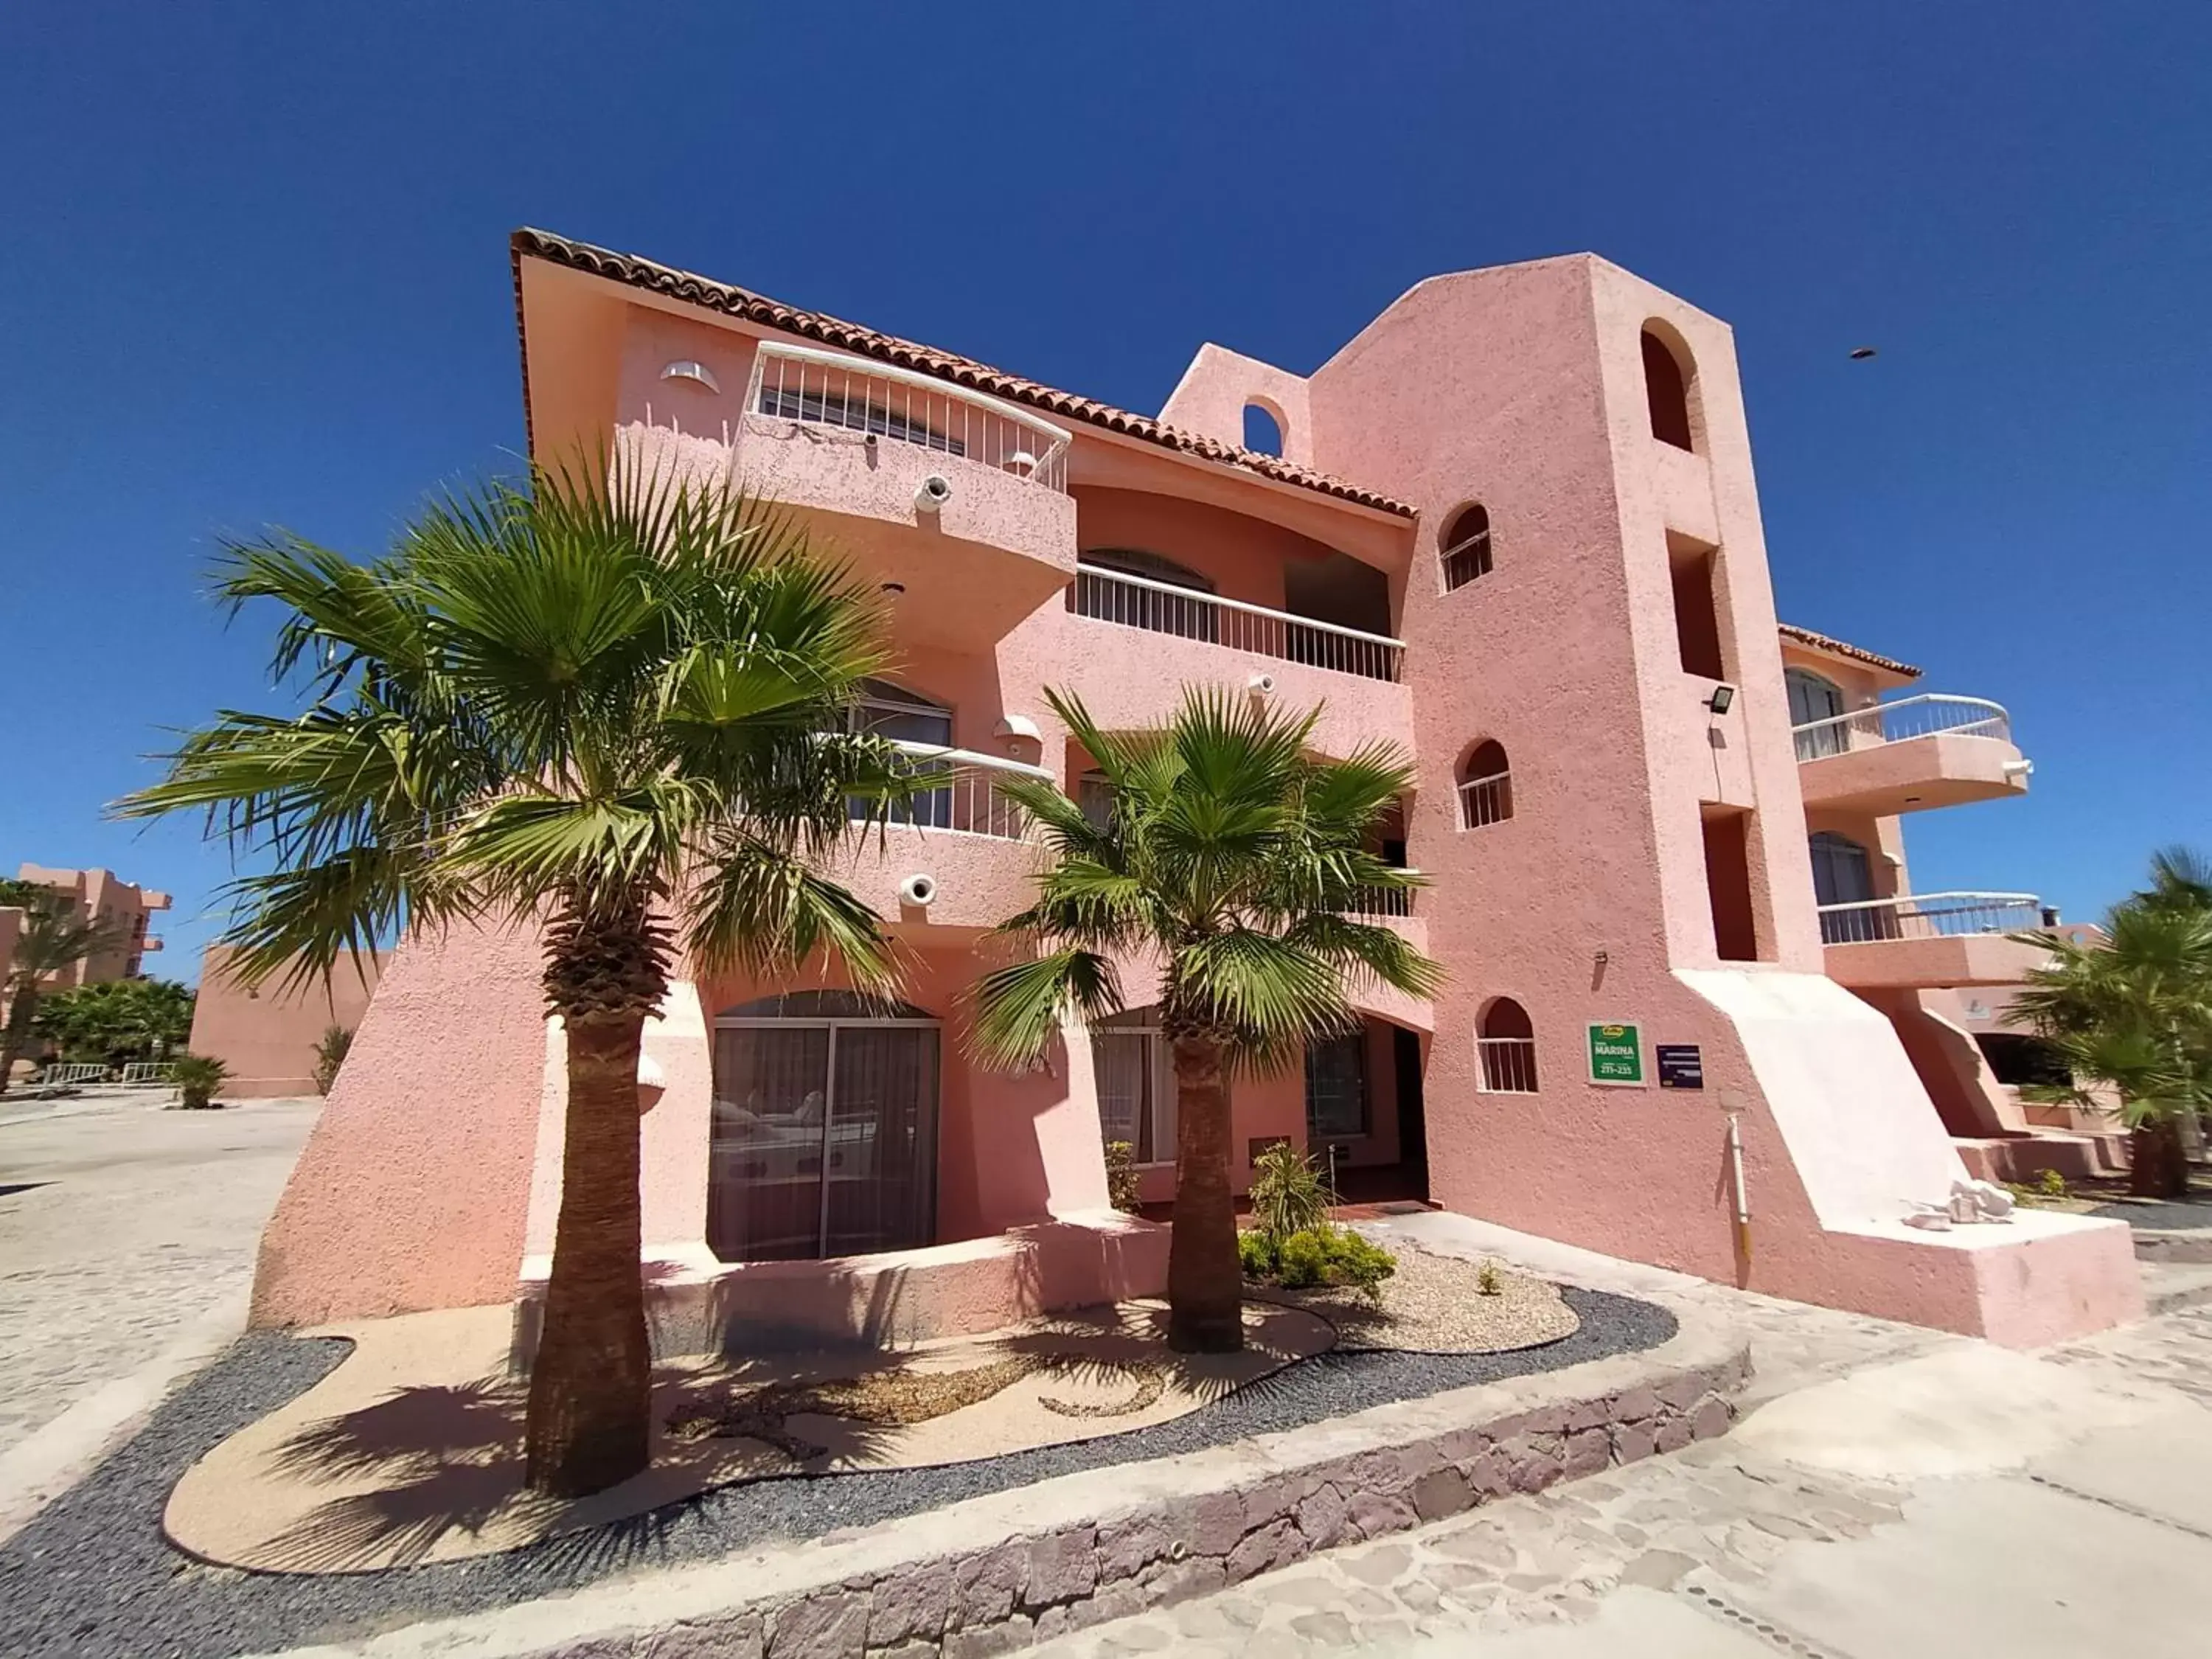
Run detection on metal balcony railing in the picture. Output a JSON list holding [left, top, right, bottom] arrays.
[[1070, 563, 1406, 683], [1458, 770, 1512, 830], [1816, 891, 2045, 947], [1349, 880, 1419, 918], [746, 341, 1071, 492], [1792, 694, 2011, 762], [860, 742, 1054, 841]]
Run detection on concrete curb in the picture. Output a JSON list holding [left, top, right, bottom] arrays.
[[250, 1319, 1752, 1659]]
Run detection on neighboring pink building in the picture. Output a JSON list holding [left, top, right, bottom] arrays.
[[187, 945, 385, 1099], [4, 864, 172, 987], [247, 230, 2140, 1351]]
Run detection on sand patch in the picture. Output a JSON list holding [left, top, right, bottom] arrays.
[[1253, 1244, 1579, 1353], [164, 1298, 1331, 1573]]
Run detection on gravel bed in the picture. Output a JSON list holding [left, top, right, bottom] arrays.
[[0, 1286, 1672, 1659], [1257, 1248, 1579, 1353]]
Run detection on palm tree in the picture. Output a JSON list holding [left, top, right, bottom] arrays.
[[2008, 885, 2212, 1199], [970, 687, 1441, 1353], [115, 452, 925, 1496], [0, 894, 125, 1093]]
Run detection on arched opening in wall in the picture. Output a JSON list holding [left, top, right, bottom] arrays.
[[1071, 546, 1220, 642], [1439, 503, 1492, 591], [1787, 668, 1848, 759], [1641, 326, 1697, 451], [1667, 532, 1728, 679], [709, 991, 942, 1262], [1457, 740, 1513, 829], [1809, 830, 1884, 944], [1475, 998, 1538, 1093], [1242, 402, 1284, 456], [1091, 1007, 1175, 1167]]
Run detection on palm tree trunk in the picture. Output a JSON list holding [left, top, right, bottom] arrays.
[[524, 1007, 653, 1496], [0, 985, 39, 1096], [1166, 1034, 1243, 1354], [2129, 1116, 2191, 1200]]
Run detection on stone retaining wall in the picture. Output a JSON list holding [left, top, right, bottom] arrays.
[[453, 1340, 1752, 1659]]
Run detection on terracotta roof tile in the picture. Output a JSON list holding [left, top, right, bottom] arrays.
[[509, 229, 1414, 518], [1776, 622, 1921, 679]]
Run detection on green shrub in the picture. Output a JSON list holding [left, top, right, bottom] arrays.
[[1103, 1139, 1145, 1212], [170, 1053, 229, 1110], [1477, 1259, 1503, 1296], [1243, 1222, 1397, 1294], [2037, 1167, 2069, 1200], [312, 1025, 354, 1096], [1248, 1140, 1331, 1242]]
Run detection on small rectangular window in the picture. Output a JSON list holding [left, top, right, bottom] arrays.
[[1701, 807, 1764, 962], [1305, 1034, 1368, 1139], [1093, 1026, 1176, 1164]]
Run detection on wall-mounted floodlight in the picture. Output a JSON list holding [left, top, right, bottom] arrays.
[[1705, 684, 1736, 715]]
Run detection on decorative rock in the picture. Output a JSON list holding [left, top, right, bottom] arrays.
[[1225, 1517, 1300, 1583], [1613, 1421, 1659, 1463], [1691, 1396, 1734, 1441], [1295, 1482, 1350, 1550], [639, 1620, 764, 1659], [1654, 1417, 1693, 1455], [1411, 1466, 1475, 1522], [1562, 1426, 1613, 1478], [765, 1591, 867, 1659], [1346, 1489, 1419, 1539], [944, 1610, 1033, 1658], [865, 1565, 951, 1648], [1136, 1554, 1227, 1604], [1023, 1528, 1098, 1607], [1609, 1384, 1660, 1422], [953, 1543, 1026, 1627], [1096, 1516, 1168, 1581], [1461, 1446, 1514, 1498], [1189, 1490, 1247, 1558]]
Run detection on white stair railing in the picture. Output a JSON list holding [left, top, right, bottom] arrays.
[[1817, 891, 2045, 946], [1792, 693, 2010, 761], [745, 341, 1071, 492], [1070, 563, 1405, 683]]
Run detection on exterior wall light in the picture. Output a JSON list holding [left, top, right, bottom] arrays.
[[659, 361, 721, 394], [1705, 684, 1736, 714]]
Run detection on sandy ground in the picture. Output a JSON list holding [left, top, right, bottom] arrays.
[[0, 1091, 319, 1458]]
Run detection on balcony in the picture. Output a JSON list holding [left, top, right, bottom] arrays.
[[1062, 562, 1413, 757], [1820, 891, 2054, 989], [1793, 695, 2030, 815], [822, 744, 1051, 933], [639, 342, 1079, 651]]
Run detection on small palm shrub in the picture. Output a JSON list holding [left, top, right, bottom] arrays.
[[1103, 1140, 1144, 1213], [170, 1054, 229, 1110], [1477, 1259, 1503, 1296], [312, 1025, 353, 1096], [1248, 1141, 1331, 1242]]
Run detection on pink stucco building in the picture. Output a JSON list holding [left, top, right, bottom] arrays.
[[1, 864, 171, 987], [186, 945, 385, 1099], [250, 230, 2140, 1352]]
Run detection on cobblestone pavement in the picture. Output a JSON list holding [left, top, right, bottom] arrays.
[[0, 1092, 319, 1456], [1029, 1215, 2212, 1658]]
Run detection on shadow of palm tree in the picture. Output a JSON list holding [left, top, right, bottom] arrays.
[[267, 1377, 524, 1483]]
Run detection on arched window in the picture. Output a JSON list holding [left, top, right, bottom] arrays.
[[1641, 327, 1695, 452], [1439, 504, 1492, 591], [709, 992, 941, 1262], [851, 681, 953, 828], [1476, 997, 1538, 1093], [1787, 668, 1848, 759], [1808, 831, 1885, 945], [1458, 740, 1513, 829], [1091, 1007, 1175, 1165], [1242, 403, 1284, 456]]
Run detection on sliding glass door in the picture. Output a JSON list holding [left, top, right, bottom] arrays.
[[709, 992, 940, 1263]]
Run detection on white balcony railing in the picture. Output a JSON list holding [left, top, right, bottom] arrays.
[[1349, 878, 1420, 918], [1817, 891, 2045, 947], [1458, 770, 1512, 830], [864, 742, 1054, 841], [1792, 694, 2011, 762], [747, 341, 1071, 493], [1070, 563, 1406, 683]]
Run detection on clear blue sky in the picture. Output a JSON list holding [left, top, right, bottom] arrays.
[[4, 4, 2206, 982]]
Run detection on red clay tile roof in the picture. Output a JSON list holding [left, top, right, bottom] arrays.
[[1776, 622, 1921, 679], [509, 229, 1414, 518]]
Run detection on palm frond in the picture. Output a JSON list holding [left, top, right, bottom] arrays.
[[967, 949, 1123, 1069]]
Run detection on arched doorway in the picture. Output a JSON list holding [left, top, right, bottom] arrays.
[[709, 991, 941, 1262]]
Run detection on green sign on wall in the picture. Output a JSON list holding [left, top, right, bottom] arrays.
[[1587, 1021, 1645, 1086]]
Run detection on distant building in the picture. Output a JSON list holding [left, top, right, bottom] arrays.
[[0, 864, 173, 1020], [187, 945, 385, 1098]]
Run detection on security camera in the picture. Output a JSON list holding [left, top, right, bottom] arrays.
[[1248, 672, 1276, 695], [915, 475, 953, 513], [899, 872, 938, 908]]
